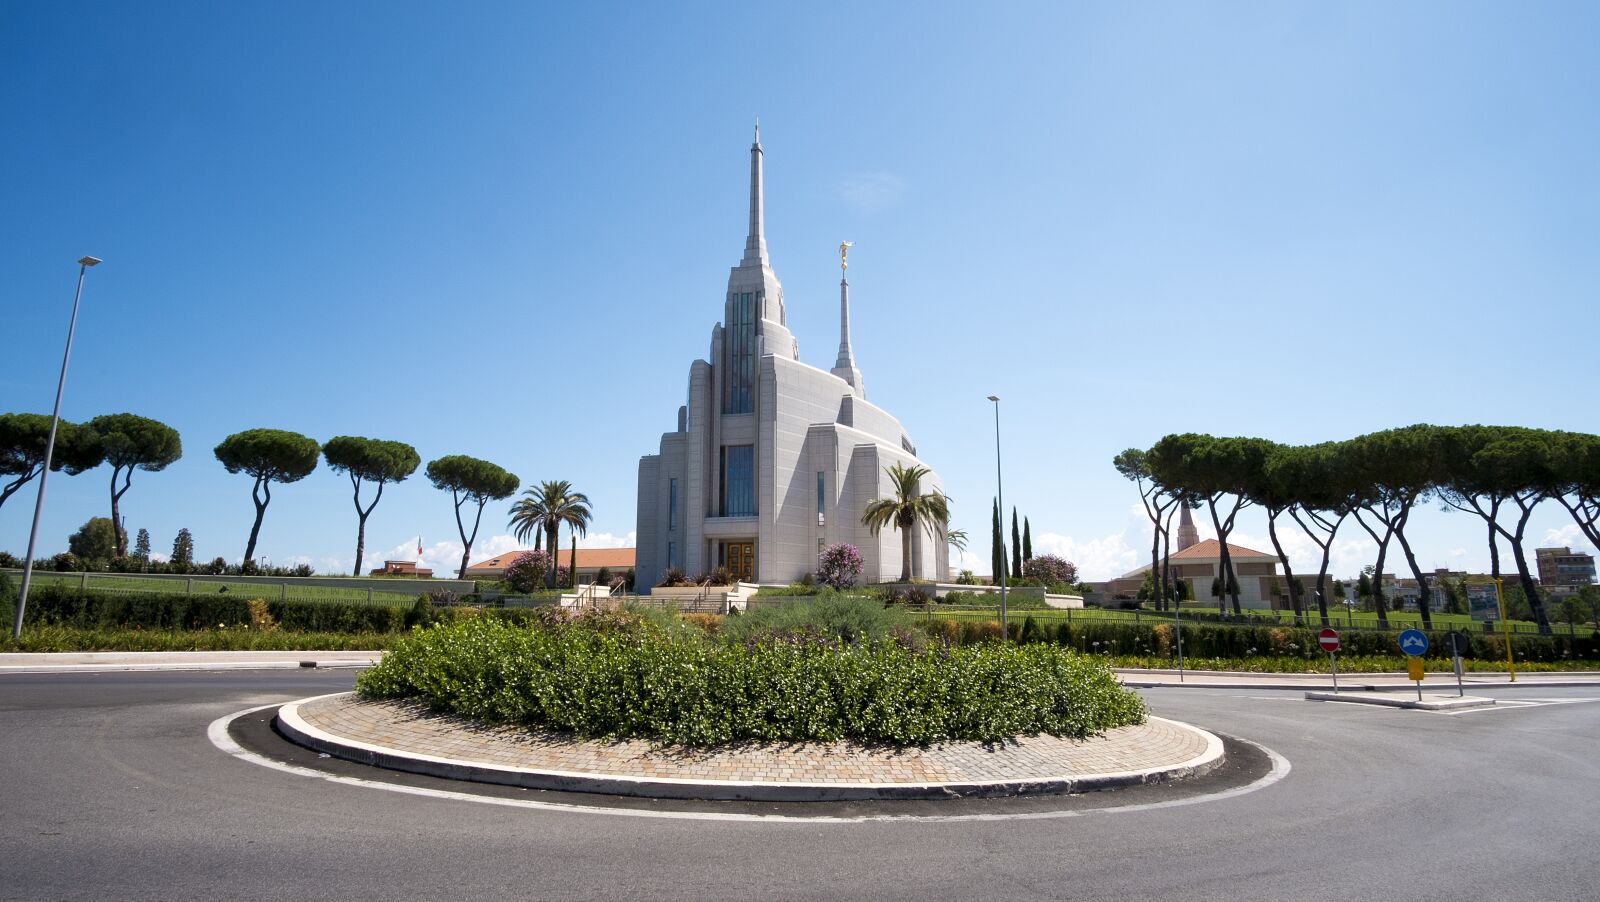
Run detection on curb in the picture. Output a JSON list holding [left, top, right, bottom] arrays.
[[0, 660, 375, 674], [273, 693, 1226, 803], [1304, 691, 1497, 711], [1120, 678, 1600, 691]]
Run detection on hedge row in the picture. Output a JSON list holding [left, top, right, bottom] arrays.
[[4, 586, 414, 634], [927, 617, 1600, 664], [357, 615, 1147, 745]]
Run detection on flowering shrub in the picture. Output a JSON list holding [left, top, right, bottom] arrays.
[[503, 551, 567, 593], [816, 543, 864, 590], [1023, 554, 1079, 589]]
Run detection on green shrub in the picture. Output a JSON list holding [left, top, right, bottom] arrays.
[[357, 616, 1146, 745], [915, 615, 1600, 664], [724, 594, 912, 644], [939, 590, 1053, 610], [12, 586, 408, 634]]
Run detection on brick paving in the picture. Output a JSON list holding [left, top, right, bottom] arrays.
[[296, 693, 1209, 785]]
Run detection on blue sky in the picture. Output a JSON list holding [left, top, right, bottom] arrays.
[[3, 1, 1596, 581]]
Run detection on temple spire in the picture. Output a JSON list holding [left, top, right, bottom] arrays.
[[831, 240, 865, 397], [741, 121, 768, 267], [1176, 505, 1199, 552]]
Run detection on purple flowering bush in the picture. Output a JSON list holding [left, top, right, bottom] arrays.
[[816, 543, 864, 590], [504, 551, 568, 593], [1023, 554, 1079, 590]]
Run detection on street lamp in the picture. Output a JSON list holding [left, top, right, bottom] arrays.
[[1173, 582, 1185, 682], [13, 256, 102, 640], [987, 395, 1006, 640]]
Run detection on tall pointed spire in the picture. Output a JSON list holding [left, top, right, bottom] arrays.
[[741, 121, 768, 267], [1176, 505, 1199, 552], [831, 240, 865, 397]]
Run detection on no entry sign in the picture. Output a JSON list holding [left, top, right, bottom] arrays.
[[1318, 628, 1340, 653]]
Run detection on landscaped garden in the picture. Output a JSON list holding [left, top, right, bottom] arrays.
[[7, 579, 1598, 675], [356, 598, 1147, 745]]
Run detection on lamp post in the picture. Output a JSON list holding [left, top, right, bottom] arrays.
[[987, 395, 1006, 640], [1173, 583, 1185, 682], [13, 256, 102, 641]]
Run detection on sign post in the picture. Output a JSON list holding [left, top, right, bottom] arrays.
[[1398, 628, 1428, 702], [1495, 578, 1516, 683], [1447, 630, 1468, 697], [1468, 580, 1518, 683], [1318, 628, 1341, 693]]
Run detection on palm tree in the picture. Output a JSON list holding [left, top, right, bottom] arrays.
[[946, 528, 968, 556], [508, 480, 592, 588], [861, 463, 949, 583]]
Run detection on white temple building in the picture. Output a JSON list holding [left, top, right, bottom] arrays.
[[634, 129, 948, 589]]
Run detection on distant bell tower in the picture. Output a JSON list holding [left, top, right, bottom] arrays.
[[1175, 505, 1199, 552]]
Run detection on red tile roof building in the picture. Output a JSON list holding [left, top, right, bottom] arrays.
[[465, 548, 635, 582], [1105, 539, 1285, 609]]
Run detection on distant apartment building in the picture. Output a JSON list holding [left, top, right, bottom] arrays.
[[1536, 547, 1596, 597]]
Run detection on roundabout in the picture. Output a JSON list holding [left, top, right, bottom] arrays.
[[271, 692, 1226, 802], [9, 666, 1598, 899]]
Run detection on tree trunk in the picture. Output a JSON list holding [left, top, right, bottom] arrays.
[[244, 476, 270, 565], [1505, 503, 1552, 635], [1148, 505, 1163, 611], [1157, 504, 1176, 612], [1554, 494, 1600, 550], [458, 497, 487, 581], [1266, 511, 1301, 619], [1392, 522, 1433, 629], [900, 524, 913, 583], [546, 522, 559, 588], [1486, 503, 1501, 583], [354, 510, 369, 577], [109, 466, 133, 558], [1207, 499, 1230, 615], [350, 475, 381, 578], [448, 489, 473, 580], [0, 471, 36, 510], [1372, 540, 1390, 630]]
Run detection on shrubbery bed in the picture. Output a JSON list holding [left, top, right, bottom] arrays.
[[356, 611, 1146, 745]]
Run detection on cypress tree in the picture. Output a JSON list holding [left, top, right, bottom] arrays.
[[569, 534, 578, 587], [991, 498, 1004, 584], [1011, 508, 1022, 579], [1022, 517, 1033, 563]]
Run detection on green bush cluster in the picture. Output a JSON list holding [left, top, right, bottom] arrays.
[[10, 586, 411, 634], [922, 616, 1600, 664], [5, 625, 403, 652], [727, 595, 914, 644], [937, 590, 1054, 610], [358, 614, 1146, 745]]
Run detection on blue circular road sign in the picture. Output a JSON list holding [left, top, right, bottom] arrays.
[[1397, 628, 1429, 656]]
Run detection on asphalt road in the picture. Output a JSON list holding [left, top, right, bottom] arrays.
[[2, 670, 1596, 901]]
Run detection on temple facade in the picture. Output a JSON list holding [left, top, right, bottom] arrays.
[[634, 129, 947, 589]]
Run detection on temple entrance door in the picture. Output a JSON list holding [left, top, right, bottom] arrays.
[[726, 542, 755, 582]]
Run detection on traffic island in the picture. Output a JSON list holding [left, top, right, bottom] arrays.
[[1304, 691, 1496, 711], [275, 692, 1226, 802]]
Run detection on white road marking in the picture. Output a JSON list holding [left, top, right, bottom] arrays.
[[208, 705, 1291, 824], [1441, 696, 1600, 716]]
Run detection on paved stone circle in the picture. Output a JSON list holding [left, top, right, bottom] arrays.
[[286, 692, 1219, 799]]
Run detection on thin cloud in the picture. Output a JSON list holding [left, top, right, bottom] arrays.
[[835, 172, 905, 213]]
